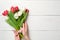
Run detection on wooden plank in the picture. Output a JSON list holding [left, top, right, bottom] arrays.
[[27, 16, 60, 30], [0, 31, 14, 40], [29, 31, 60, 40], [0, 31, 60, 40], [0, 1, 60, 15], [0, 16, 60, 30]]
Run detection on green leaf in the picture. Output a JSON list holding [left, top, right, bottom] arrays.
[[6, 19, 19, 30], [7, 11, 20, 30], [19, 12, 28, 28], [6, 11, 28, 30], [17, 13, 24, 27], [8, 11, 17, 24]]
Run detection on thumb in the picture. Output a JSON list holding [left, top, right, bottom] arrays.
[[18, 28, 23, 33]]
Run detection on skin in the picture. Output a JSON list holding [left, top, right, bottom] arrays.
[[13, 22, 30, 40]]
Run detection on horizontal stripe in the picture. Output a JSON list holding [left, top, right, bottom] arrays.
[[0, 1, 60, 15], [0, 16, 60, 30]]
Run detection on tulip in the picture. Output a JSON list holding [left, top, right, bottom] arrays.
[[15, 6, 19, 12], [14, 13, 19, 19], [25, 9, 29, 13], [2, 10, 8, 16], [17, 11, 22, 16], [11, 6, 15, 13]]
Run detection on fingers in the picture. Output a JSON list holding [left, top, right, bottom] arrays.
[[18, 23, 25, 33], [18, 28, 23, 33], [24, 22, 28, 32], [15, 35, 20, 40], [18, 23, 25, 34], [20, 22, 28, 35], [13, 30, 19, 36], [13, 21, 28, 35], [13, 30, 20, 40], [23, 23, 25, 31], [13, 22, 28, 40]]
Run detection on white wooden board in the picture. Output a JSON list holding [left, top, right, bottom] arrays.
[[0, 0, 60, 40], [0, 16, 60, 30], [0, 31, 60, 40], [0, 0, 60, 15]]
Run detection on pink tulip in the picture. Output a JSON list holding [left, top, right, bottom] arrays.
[[15, 6, 19, 12], [2, 10, 8, 16], [11, 6, 15, 13]]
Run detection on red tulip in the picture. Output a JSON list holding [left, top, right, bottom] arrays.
[[11, 6, 15, 13], [15, 6, 19, 12], [2, 10, 8, 16], [25, 9, 29, 13]]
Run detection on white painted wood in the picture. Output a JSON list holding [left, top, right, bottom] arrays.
[[0, 0, 60, 40], [0, 16, 60, 30], [0, 31, 60, 40], [0, 16, 14, 30], [29, 31, 60, 40], [0, 0, 60, 15], [28, 16, 60, 30], [22, 0, 60, 1], [0, 31, 15, 40]]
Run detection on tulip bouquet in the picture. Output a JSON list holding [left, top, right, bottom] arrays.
[[2, 6, 29, 39]]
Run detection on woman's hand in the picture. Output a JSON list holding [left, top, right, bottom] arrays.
[[13, 22, 30, 40], [13, 30, 20, 40], [18, 22, 30, 40]]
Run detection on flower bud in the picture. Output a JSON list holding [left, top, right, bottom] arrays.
[[15, 6, 19, 12], [25, 9, 29, 13], [11, 6, 15, 13], [2, 10, 8, 16], [14, 13, 18, 19], [18, 11, 22, 16]]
